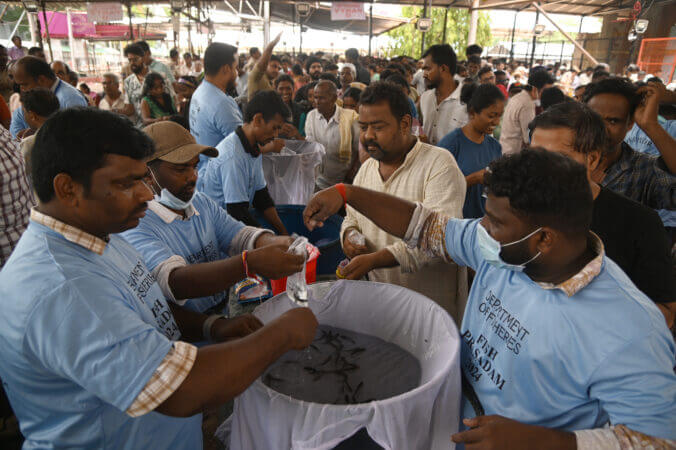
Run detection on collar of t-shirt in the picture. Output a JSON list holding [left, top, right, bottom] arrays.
[[536, 231, 605, 297], [318, 105, 341, 126], [235, 126, 260, 157], [30, 208, 108, 255], [433, 81, 462, 105], [50, 78, 61, 93], [148, 199, 200, 224]]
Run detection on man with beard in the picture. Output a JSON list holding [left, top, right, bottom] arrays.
[[247, 33, 282, 100], [9, 56, 87, 138], [337, 82, 467, 322], [305, 80, 360, 190], [201, 90, 288, 234], [419, 44, 467, 145], [305, 56, 323, 81], [122, 121, 301, 314], [189, 42, 242, 189], [0, 108, 317, 449], [123, 43, 152, 125]]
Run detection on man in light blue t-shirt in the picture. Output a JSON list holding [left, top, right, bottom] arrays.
[[201, 90, 288, 235], [9, 56, 88, 138], [303, 149, 676, 447], [123, 121, 303, 313], [189, 42, 242, 188], [0, 108, 317, 449]]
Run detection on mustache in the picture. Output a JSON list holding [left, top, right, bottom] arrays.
[[131, 202, 148, 216], [364, 141, 381, 150]]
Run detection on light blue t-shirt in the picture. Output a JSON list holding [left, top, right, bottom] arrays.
[[0, 221, 202, 449], [201, 131, 267, 208], [624, 117, 676, 157], [189, 79, 243, 188], [10, 78, 89, 137], [121, 192, 246, 313], [438, 128, 502, 219], [444, 218, 676, 439]]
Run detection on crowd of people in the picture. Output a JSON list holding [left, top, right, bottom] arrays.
[[0, 28, 674, 450]]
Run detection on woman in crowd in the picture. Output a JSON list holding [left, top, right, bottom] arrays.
[[437, 82, 505, 218], [175, 75, 197, 123], [341, 86, 361, 112], [140, 72, 176, 125]]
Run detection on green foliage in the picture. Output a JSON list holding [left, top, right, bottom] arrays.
[[383, 6, 492, 60]]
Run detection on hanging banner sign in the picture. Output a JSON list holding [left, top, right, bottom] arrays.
[[331, 2, 366, 21], [86, 2, 123, 23]]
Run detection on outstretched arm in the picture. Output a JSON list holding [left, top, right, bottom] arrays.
[[254, 32, 282, 76]]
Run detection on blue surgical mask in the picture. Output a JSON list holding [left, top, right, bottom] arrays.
[[476, 223, 542, 272], [149, 169, 194, 211]]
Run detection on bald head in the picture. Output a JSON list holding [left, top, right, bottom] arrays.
[[315, 79, 337, 96], [51, 61, 69, 82]]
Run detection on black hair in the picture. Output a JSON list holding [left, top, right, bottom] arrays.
[[124, 43, 144, 58], [591, 71, 610, 82], [183, 52, 192, 59], [527, 70, 554, 89], [305, 56, 322, 73], [141, 72, 166, 98], [17, 56, 56, 81], [384, 63, 406, 76], [495, 70, 506, 78], [345, 48, 359, 62], [249, 47, 260, 56], [343, 87, 362, 103], [326, 63, 339, 72], [460, 82, 505, 114], [478, 66, 493, 78], [385, 73, 409, 92], [540, 87, 570, 110], [20, 88, 60, 117], [274, 73, 294, 88], [646, 76, 663, 84], [68, 71, 79, 84], [291, 63, 303, 76], [359, 81, 411, 123], [170, 48, 179, 58], [484, 148, 592, 234], [27, 47, 43, 56], [169, 114, 190, 131], [318, 73, 339, 88], [32, 108, 155, 202], [135, 40, 150, 53], [270, 54, 281, 64], [243, 90, 290, 123], [466, 44, 483, 57], [79, 83, 90, 93], [583, 77, 640, 117], [204, 42, 237, 76], [529, 101, 609, 155], [294, 81, 317, 103], [422, 44, 457, 75], [468, 55, 482, 66]]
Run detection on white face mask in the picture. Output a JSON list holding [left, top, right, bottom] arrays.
[[476, 223, 542, 272], [149, 169, 194, 210]]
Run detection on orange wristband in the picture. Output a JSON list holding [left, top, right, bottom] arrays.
[[335, 183, 347, 206]]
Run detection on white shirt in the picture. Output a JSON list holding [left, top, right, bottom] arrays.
[[304, 106, 360, 189], [412, 69, 426, 95], [420, 83, 468, 145], [98, 95, 125, 111], [499, 89, 535, 155]]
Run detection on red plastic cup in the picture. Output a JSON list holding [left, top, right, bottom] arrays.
[[271, 255, 318, 296]]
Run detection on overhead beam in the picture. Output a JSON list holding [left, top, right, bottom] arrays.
[[222, 0, 238, 15], [530, 2, 598, 65]]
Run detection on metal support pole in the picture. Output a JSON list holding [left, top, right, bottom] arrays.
[[66, 8, 76, 72], [531, 2, 598, 66], [40, 1, 53, 61], [263, 1, 270, 47], [529, 9, 539, 67], [442, 6, 449, 44], [420, 0, 430, 58], [9, 10, 26, 45], [468, 0, 480, 45], [27, 11, 37, 46], [559, 40, 565, 65], [126, 2, 134, 40], [368, 3, 373, 56], [509, 11, 517, 63]]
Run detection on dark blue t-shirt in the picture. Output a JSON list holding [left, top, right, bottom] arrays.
[[438, 128, 502, 218]]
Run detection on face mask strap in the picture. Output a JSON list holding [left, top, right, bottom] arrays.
[[501, 227, 542, 248]]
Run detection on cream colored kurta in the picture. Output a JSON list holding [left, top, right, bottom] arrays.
[[340, 139, 468, 324]]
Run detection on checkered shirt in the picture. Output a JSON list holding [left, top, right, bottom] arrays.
[[602, 142, 675, 210], [0, 127, 34, 267]]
